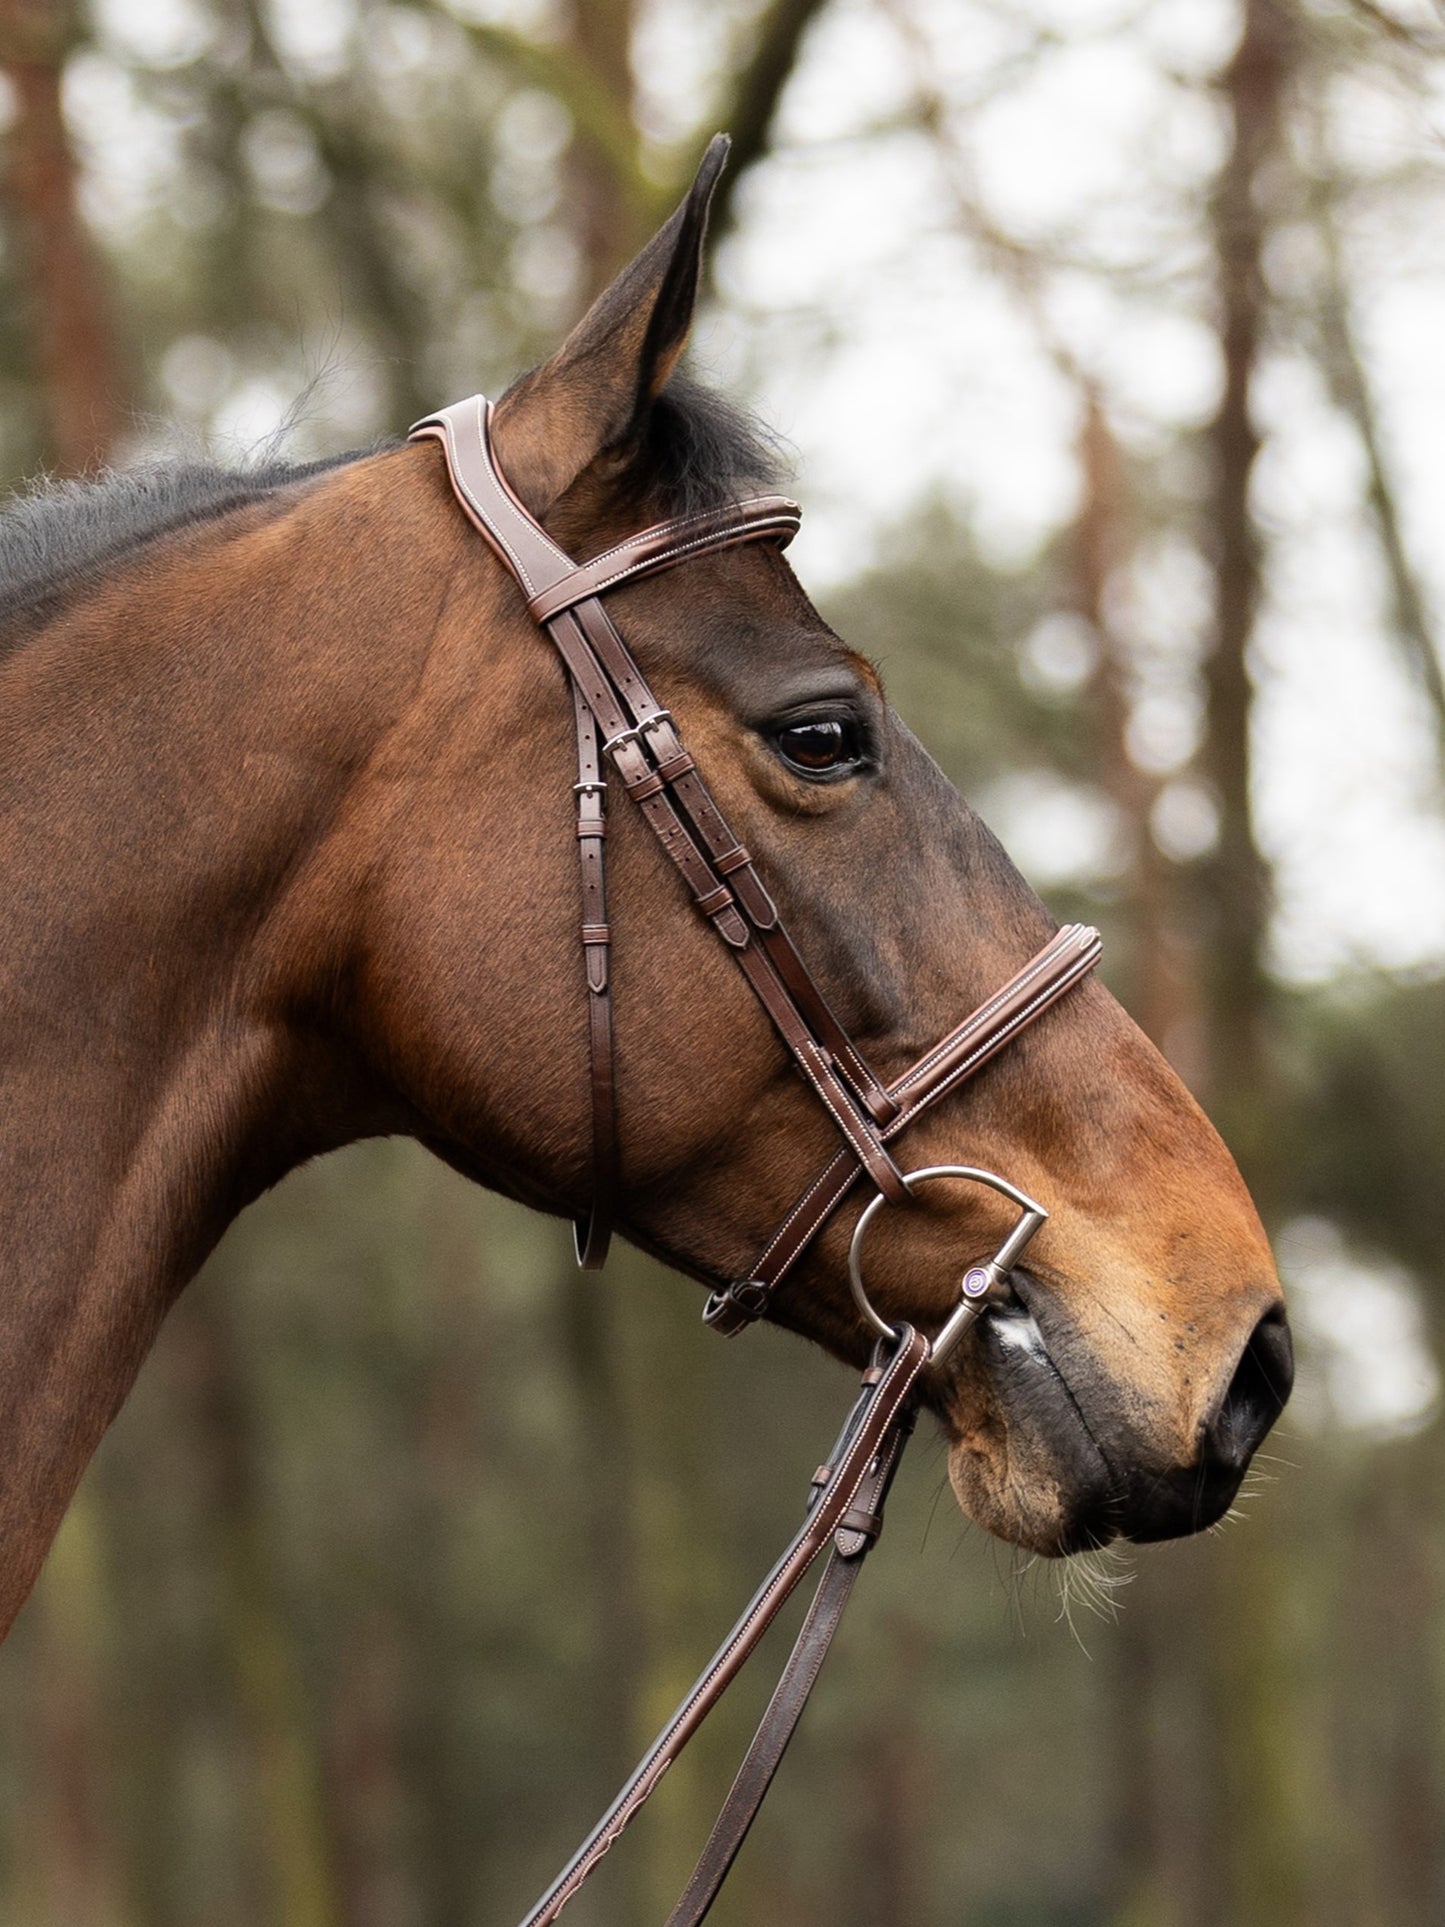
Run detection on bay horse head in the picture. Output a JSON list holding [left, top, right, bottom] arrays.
[[0, 142, 1289, 1638]]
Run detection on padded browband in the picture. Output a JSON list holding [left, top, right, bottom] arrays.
[[527, 500, 804, 624], [412, 394, 800, 618]]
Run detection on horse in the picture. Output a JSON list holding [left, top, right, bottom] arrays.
[[0, 140, 1291, 1652]]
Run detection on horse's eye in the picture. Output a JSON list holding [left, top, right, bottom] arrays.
[[772, 716, 866, 778]]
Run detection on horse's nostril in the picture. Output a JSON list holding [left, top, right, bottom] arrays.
[[1205, 1304, 1294, 1472], [1121, 1307, 1294, 1543]]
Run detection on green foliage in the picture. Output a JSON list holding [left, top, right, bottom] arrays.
[[1289, 972, 1445, 1299], [822, 501, 1098, 787]]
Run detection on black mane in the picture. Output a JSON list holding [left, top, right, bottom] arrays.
[[0, 449, 364, 631], [0, 376, 788, 635], [625, 374, 790, 516]]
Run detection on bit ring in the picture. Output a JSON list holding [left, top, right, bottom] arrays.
[[847, 1164, 1048, 1365]]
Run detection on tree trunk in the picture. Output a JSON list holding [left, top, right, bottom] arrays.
[[1197, 7, 1306, 1923], [566, 0, 642, 297], [1198, 0, 1291, 1172], [0, 0, 127, 471], [24, 1492, 126, 1927]]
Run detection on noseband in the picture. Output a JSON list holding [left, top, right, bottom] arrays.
[[410, 396, 1101, 1923]]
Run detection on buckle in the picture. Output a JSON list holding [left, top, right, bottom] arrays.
[[602, 711, 672, 757]]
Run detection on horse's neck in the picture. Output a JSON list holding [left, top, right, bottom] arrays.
[[0, 452, 436, 1635]]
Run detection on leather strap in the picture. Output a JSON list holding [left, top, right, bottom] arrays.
[[527, 498, 802, 623], [571, 683, 615, 1267], [665, 1400, 915, 1925], [515, 1326, 931, 1927], [705, 923, 1103, 1333]]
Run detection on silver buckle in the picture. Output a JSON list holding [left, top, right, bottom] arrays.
[[846, 1165, 1047, 1366], [602, 711, 672, 757]]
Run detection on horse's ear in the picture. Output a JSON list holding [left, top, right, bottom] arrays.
[[489, 135, 729, 515]]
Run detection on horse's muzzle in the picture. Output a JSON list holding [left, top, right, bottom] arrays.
[[1121, 1303, 1294, 1543], [945, 1290, 1294, 1556]]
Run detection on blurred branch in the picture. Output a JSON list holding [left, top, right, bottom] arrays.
[[234, 0, 431, 424], [1344, 0, 1445, 53], [693, 0, 832, 239], [1312, 181, 1445, 755], [456, 0, 835, 257], [455, 17, 649, 215], [307, 118, 433, 426], [881, 0, 1087, 389]]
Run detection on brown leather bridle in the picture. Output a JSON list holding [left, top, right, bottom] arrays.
[[410, 396, 1101, 1924]]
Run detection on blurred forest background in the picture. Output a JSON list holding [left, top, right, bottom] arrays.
[[2, 0, 1445, 1922]]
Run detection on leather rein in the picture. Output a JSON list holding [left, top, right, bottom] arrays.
[[410, 396, 1101, 1924]]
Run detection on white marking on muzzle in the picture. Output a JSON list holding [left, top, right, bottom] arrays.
[[990, 1307, 1048, 1363]]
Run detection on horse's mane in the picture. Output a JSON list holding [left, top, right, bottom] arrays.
[[0, 449, 365, 633], [0, 375, 787, 641]]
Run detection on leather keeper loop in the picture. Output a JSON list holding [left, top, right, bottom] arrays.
[[835, 1506, 882, 1549], [713, 905, 750, 948], [581, 924, 610, 945], [624, 769, 666, 800], [713, 845, 751, 875], [701, 1293, 741, 1334], [705, 1279, 769, 1330], [576, 817, 605, 838], [694, 883, 733, 918], [654, 749, 696, 783], [731, 866, 779, 929]]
